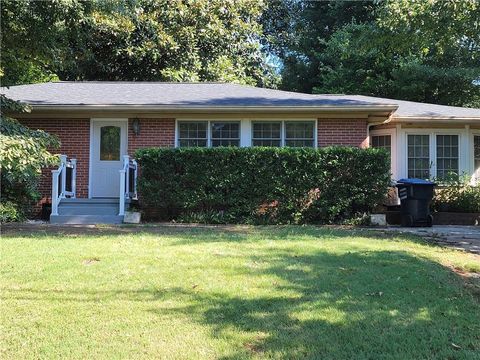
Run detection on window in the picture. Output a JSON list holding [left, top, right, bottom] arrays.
[[211, 122, 240, 147], [407, 135, 430, 179], [436, 135, 459, 180], [371, 134, 392, 167], [285, 122, 315, 147], [100, 126, 120, 161], [178, 121, 208, 147], [474, 135, 480, 179], [252, 122, 281, 147], [371, 135, 391, 153]]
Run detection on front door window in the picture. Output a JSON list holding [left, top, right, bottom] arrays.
[[100, 126, 121, 161]]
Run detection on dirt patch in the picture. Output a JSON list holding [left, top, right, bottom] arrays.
[[83, 258, 100, 266], [450, 266, 480, 300]]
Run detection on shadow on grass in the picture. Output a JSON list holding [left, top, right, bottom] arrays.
[[152, 250, 480, 359], [3, 247, 478, 358]]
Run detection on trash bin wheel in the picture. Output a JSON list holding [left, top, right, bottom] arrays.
[[401, 214, 414, 227], [426, 214, 433, 227]]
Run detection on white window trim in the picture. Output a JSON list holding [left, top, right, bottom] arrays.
[[251, 120, 283, 147], [250, 119, 318, 148], [471, 129, 480, 184], [175, 119, 318, 148], [175, 120, 241, 148], [370, 128, 397, 179], [402, 128, 466, 180]]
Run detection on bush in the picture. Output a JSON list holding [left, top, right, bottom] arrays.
[[136, 147, 391, 224], [432, 178, 480, 213], [0, 201, 23, 223], [0, 94, 60, 220]]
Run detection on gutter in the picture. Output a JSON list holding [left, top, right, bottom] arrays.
[[389, 116, 480, 124], [12, 104, 399, 113]]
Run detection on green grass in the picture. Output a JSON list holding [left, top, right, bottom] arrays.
[[1, 225, 479, 359]]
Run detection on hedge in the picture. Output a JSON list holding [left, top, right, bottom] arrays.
[[135, 147, 391, 224]]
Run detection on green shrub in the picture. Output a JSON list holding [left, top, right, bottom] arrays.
[[0, 94, 60, 220], [136, 147, 391, 224], [0, 201, 23, 223], [432, 178, 480, 213]]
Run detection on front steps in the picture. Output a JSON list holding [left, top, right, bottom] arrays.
[[50, 198, 124, 224]]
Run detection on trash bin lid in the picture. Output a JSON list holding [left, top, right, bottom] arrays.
[[397, 178, 436, 185]]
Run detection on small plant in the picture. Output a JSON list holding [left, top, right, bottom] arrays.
[[432, 176, 480, 213], [0, 201, 24, 223]]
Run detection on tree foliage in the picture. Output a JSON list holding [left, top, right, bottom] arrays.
[[265, 0, 480, 107], [0, 95, 60, 220], [1, 0, 278, 87]]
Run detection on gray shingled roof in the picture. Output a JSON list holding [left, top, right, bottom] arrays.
[[1, 81, 479, 118]]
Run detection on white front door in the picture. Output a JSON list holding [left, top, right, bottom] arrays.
[[90, 120, 128, 198]]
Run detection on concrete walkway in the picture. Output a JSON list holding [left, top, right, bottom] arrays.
[[378, 226, 480, 254]]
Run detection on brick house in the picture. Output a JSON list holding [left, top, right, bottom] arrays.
[[2, 82, 480, 223]]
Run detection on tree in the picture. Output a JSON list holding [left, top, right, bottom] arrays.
[[266, 0, 480, 107], [0, 94, 60, 221], [1, 0, 278, 87]]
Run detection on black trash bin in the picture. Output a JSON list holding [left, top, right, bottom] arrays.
[[396, 178, 436, 227]]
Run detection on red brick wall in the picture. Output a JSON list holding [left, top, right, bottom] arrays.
[[317, 119, 368, 148], [19, 118, 175, 204], [19, 119, 91, 205], [127, 118, 175, 155], [19, 117, 367, 214]]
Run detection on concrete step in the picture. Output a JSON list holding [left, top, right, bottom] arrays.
[[61, 198, 119, 205], [50, 214, 124, 224], [58, 205, 119, 216]]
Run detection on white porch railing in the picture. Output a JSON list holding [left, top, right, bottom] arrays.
[[51, 155, 77, 216], [119, 155, 138, 216]]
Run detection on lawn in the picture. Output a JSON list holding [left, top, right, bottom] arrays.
[[1, 225, 479, 359]]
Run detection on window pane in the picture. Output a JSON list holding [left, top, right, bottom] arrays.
[[252, 139, 282, 147], [284, 122, 315, 148], [178, 121, 208, 147], [371, 135, 392, 167], [474, 136, 480, 179], [407, 135, 430, 179], [211, 122, 240, 147], [436, 135, 459, 180], [252, 122, 282, 147], [100, 126, 120, 161]]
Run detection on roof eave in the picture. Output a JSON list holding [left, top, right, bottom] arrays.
[[20, 104, 399, 113], [391, 116, 480, 123]]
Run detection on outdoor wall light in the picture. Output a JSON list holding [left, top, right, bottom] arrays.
[[132, 118, 141, 135]]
